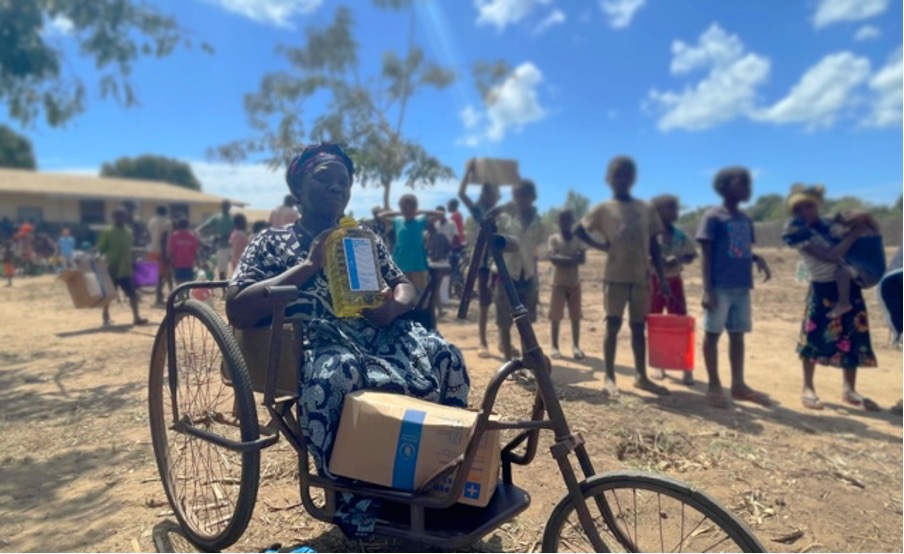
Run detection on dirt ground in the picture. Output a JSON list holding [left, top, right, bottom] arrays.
[[0, 248, 901, 553]]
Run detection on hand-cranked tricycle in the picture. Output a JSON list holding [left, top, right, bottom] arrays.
[[147, 207, 765, 552]]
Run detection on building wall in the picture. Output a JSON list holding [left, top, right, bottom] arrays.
[[0, 192, 221, 227]]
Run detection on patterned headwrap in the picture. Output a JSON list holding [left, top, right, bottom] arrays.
[[787, 183, 825, 213], [285, 143, 355, 196]]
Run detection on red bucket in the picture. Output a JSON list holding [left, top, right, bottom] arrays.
[[133, 260, 159, 288], [647, 314, 695, 371]]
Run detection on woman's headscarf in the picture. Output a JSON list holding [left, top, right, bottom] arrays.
[[285, 143, 355, 199], [787, 183, 825, 213]]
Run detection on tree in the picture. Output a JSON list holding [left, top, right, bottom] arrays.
[[0, 125, 36, 169], [747, 194, 785, 222], [101, 155, 202, 190], [1, 1, 206, 128], [212, 2, 455, 208], [564, 190, 591, 221]]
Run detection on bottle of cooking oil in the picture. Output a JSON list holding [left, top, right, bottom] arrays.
[[325, 216, 387, 318]]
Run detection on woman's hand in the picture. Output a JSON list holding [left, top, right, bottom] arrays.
[[304, 228, 335, 270], [362, 288, 403, 327]]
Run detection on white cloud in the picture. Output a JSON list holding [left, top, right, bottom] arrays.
[[43, 15, 74, 37], [757, 52, 871, 130], [854, 24, 882, 41], [599, 0, 646, 29], [813, 0, 890, 29], [647, 24, 771, 131], [474, 0, 550, 30], [863, 47, 903, 127], [532, 9, 566, 35], [459, 62, 547, 146], [203, 0, 322, 28]]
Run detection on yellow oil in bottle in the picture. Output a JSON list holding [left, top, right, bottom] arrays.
[[325, 216, 387, 318]]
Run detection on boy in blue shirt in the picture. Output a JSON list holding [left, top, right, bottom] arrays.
[[697, 167, 772, 408], [379, 194, 441, 294]]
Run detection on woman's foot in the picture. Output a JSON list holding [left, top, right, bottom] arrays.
[[801, 390, 824, 410], [682, 372, 695, 386], [650, 368, 665, 380], [635, 378, 670, 396], [133, 317, 149, 326], [550, 347, 562, 359], [477, 346, 491, 359], [842, 391, 880, 411], [731, 387, 775, 407], [826, 303, 852, 319], [573, 346, 585, 360]]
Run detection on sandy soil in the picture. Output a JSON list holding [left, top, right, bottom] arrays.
[[0, 248, 901, 553]]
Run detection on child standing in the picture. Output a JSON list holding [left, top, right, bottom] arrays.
[[495, 180, 545, 361], [57, 227, 76, 270], [548, 209, 587, 360], [230, 213, 250, 272], [379, 194, 441, 294], [575, 156, 670, 397], [99, 207, 148, 326], [168, 218, 201, 286], [649, 195, 698, 385], [459, 183, 502, 358], [2, 239, 14, 286], [697, 167, 773, 408]]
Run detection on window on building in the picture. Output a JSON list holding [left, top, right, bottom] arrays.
[[17, 207, 43, 223], [79, 200, 106, 224]]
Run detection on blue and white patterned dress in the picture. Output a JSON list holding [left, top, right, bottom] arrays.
[[230, 222, 470, 538]]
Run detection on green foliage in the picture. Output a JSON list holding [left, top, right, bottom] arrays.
[[0, 125, 37, 169], [747, 194, 785, 222], [213, 3, 456, 208], [0, 0, 206, 128], [100, 155, 202, 190], [541, 189, 591, 235]]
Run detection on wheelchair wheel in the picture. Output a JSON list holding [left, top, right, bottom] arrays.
[[148, 299, 260, 551], [542, 472, 765, 553]]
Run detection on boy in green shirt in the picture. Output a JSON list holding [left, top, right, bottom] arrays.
[[98, 207, 147, 326]]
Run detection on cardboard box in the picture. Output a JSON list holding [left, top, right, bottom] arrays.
[[59, 257, 117, 309], [470, 158, 520, 187], [329, 391, 500, 508]]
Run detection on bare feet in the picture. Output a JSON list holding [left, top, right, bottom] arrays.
[[842, 391, 880, 411], [602, 377, 619, 398], [477, 346, 490, 359], [706, 389, 731, 409], [635, 378, 670, 396], [731, 387, 775, 407], [650, 368, 665, 380], [826, 303, 852, 319]]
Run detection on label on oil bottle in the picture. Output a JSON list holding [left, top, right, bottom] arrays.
[[343, 237, 381, 292]]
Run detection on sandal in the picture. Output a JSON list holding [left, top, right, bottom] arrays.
[[801, 395, 824, 410], [634, 378, 670, 396], [842, 393, 880, 412]]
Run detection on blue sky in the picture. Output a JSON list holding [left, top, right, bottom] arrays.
[[17, 0, 904, 214]]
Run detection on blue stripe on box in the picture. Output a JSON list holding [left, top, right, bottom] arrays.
[[392, 409, 427, 491], [343, 237, 360, 291]]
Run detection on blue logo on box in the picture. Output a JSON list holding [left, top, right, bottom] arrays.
[[464, 481, 481, 500]]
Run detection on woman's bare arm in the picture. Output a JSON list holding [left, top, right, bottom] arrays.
[[802, 225, 865, 264]]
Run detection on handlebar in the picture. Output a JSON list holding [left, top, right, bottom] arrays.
[[264, 285, 300, 304]]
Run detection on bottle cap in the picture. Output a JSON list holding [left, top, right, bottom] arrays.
[[338, 216, 357, 229]]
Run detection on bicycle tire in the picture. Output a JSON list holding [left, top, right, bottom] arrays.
[[148, 299, 260, 551], [542, 471, 765, 553]]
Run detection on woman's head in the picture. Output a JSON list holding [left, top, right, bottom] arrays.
[[787, 183, 825, 223], [285, 143, 355, 219], [713, 167, 752, 202]]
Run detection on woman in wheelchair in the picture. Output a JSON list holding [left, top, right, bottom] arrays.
[[225, 143, 471, 538]]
